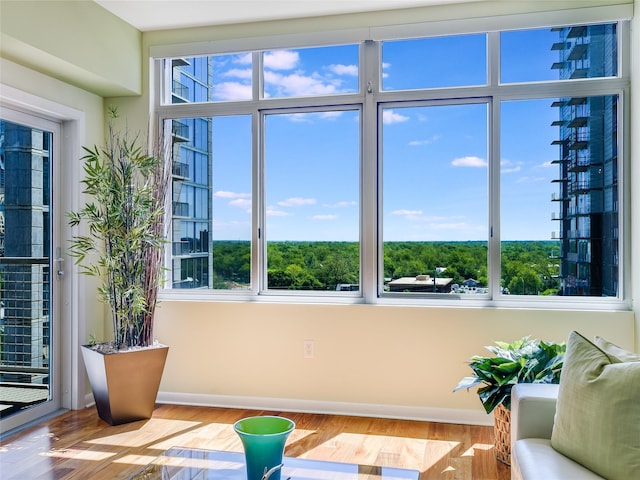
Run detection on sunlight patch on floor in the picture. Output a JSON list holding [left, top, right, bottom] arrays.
[[297, 432, 458, 471], [85, 419, 201, 447], [42, 447, 116, 461], [461, 442, 494, 457]]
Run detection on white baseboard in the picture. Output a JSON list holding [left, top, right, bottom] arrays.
[[156, 391, 493, 426]]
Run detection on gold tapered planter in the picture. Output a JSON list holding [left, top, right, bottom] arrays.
[[81, 345, 168, 426]]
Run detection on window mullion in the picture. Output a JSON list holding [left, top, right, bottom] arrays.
[[362, 40, 380, 302], [488, 31, 501, 299], [489, 98, 501, 299]]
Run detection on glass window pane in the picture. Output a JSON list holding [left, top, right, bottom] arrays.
[[265, 110, 360, 292], [501, 96, 619, 296], [169, 115, 252, 290], [0, 119, 54, 416], [501, 23, 617, 83], [382, 34, 486, 91], [168, 53, 253, 104], [382, 104, 488, 294], [211, 116, 252, 290], [263, 45, 359, 99]]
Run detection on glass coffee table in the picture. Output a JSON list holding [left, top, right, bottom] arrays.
[[130, 447, 420, 479]]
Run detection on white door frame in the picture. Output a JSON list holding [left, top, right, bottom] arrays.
[[0, 84, 86, 435]]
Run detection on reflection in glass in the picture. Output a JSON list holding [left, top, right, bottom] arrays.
[[0, 120, 52, 418]]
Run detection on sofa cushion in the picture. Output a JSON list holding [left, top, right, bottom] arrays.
[[550, 331, 640, 480], [595, 335, 640, 362], [513, 438, 605, 480]]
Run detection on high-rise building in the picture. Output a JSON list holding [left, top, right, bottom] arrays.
[[170, 58, 214, 289], [551, 24, 618, 296]]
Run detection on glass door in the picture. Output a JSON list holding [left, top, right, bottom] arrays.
[[0, 112, 61, 433]]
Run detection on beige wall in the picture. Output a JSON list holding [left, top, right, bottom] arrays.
[[1, 0, 637, 423], [155, 302, 633, 421]]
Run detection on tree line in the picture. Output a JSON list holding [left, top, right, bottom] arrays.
[[211, 240, 561, 295]]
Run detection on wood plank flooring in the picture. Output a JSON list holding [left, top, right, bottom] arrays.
[[0, 404, 510, 479]]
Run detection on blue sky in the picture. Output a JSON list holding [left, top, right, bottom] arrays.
[[203, 28, 569, 242]]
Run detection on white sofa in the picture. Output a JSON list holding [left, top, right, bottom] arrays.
[[510, 383, 605, 480]]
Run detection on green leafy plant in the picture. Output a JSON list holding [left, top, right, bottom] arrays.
[[68, 106, 170, 351], [454, 337, 566, 413]]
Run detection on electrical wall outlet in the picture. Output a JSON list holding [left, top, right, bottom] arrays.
[[303, 340, 314, 358]]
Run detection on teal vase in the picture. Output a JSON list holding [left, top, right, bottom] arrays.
[[234, 416, 295, 480]]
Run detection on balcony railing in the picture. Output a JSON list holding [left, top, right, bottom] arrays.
[[172, 120, 189, 142], [0, 257, 51, 417], [172, 80, 189, 101], [173, 201, 190, 217], [172, 161, 189, 179]]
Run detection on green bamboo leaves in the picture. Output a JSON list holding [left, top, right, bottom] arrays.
[[68, 107, 169, 350]]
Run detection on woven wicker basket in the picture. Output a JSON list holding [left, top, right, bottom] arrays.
[[493, 404, 511, 465]]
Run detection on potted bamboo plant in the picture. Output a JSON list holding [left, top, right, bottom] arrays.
[[69, 106, 171, 425], [454, 337, 565, 465]]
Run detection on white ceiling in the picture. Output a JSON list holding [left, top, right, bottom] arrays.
[[94, 0, 470, 32]]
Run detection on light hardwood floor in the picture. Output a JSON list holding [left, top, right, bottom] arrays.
[[0, 405, 510, 479]]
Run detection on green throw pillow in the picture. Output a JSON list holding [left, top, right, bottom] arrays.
[[550, 331, 640, 480], [595, 335, 640, 362]]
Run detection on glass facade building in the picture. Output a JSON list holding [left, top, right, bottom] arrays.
[[551, 25, 619, 296], [170, 58, 214, 289]]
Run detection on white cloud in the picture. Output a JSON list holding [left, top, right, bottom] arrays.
[[264, 71, 338, 97], [500, 158, 523, 173], [264, 50, 299, 70], [229, 198, 251, 209], [328, 64, 358, 76], [311, 214, 337, 220], [266, 207, 290, 217], [234, 53, 252, 65], [222, 68, 252, 79], [278, 197, 317, 207], [392, 209, 423, 216], [324, 201, 357, 208], [318, 111, 343, 120], [214, 191, 250, 199], [286, 111, 344, 123], [451, 156, 487, 167], [212, 82, 252, 101], [408, 135, 441, 146], [382, 62, 391, 70], [539, 160, 555, 168], [383, 109, 409, 125], [501, 166, 522, 174]]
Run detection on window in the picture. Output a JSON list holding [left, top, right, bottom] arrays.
[[381, 102, 488, 295], [156, 19, 626, 304], [264, 45, 359, 98], [264, 109, 360, 291], [382, 34, 486, 90]]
